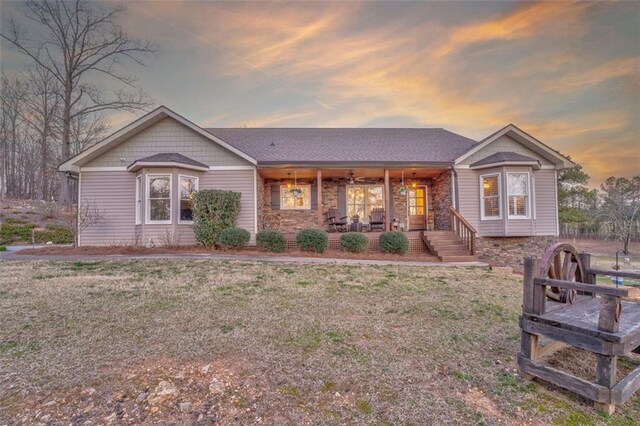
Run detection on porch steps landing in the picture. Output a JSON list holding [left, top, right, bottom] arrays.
[[421, 231, 476, 262]]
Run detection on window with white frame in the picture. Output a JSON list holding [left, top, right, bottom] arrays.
[[507, 172, 530, 218], [135, 175, 142, 225], [347, 185, 384, 220], [480, 173, 501, 220], [147, 174, 172, 223], [179, 175, 198, 222], [280, 184, 311, 210]]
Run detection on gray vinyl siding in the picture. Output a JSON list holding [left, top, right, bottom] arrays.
[[84, 117, 252, 168], [79, 171, 137, 246], [201, 169, 257, 244], [455, 167, 558, 237], [459, 135, 554, 166]]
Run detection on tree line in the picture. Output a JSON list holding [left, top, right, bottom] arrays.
[[1, 0, 155, 203], [558, 163, 640, 254]]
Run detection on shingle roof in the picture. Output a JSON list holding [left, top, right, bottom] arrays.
[[204, 128, 477, 163], [470, 152, 540, 167], [130, 153, 209, 168]]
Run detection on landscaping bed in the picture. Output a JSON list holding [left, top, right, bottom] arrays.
[[1, 260, 639, 424], [15, 245, 442, 262]]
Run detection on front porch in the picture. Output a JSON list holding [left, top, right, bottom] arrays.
[[257, 167, 454, 234]]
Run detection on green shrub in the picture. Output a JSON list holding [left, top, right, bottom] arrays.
[[379, 231, 409, 254], [296, 228, 328, 253], [34, 224, 74, 244], [256, 230, 287, 253], [0, 246, 6, 251], [339, 232, 369, 253], [217, 227, 250, 250], [192, 189, 242, 247], [0, 222, 35, 244]]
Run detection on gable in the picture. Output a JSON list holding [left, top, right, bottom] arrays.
[[84, 118, 252, 168], [457, 135, 554, 167]]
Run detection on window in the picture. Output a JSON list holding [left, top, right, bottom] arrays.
[[179, 175, 198, 223], [480, 173, 501, 220], [280, 184, 311, 210], [146, 174, 172, 224], [507, 173, 530, 218], [347, 185, 384, 220], [135, 175, 142, 225]]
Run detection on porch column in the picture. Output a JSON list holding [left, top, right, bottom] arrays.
[[384, 169, 390, 231], [316, 169, 323, 227]]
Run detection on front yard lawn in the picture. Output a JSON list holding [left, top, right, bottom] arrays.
[[1, 260, 639, 424]]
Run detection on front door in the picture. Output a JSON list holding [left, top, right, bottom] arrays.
[[407, 186, 427, 230]]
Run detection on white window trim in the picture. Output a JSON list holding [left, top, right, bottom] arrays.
[[479, 172, 502, 221], [178, 174, 199, 224], [507, 172, 531, 220], [146, 174, 172, 225], [280, 184, 312, 210], [346, 184, 385, 220], [135, 175, 142, 225]]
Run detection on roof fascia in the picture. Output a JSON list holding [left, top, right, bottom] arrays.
[[454, 124, 575, 169]]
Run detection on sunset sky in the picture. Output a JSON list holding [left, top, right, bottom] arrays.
[[2, 1, 639, 185]]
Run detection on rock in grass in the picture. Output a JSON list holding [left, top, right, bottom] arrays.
[[178, 401, 191, 412], [208, 378, 225, 395], [147, 380, 179, 405]]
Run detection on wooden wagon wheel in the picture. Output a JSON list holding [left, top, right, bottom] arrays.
[[540, 243, 585, 304]]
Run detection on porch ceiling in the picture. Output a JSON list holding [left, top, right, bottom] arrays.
[[258, 167, 446, 179]]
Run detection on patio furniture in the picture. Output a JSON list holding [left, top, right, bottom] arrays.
[[326, 208, 348, 232], [350, 216, 362, 232], [369, 208, 385, 231]]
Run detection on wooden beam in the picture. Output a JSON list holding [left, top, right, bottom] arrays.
[[316, 169, 322, 227], [534, 278, 629, 298], [611, 364, 640, 404], [384, 169, 390, 231], [518, 355, 611, 403], [595, 354, 617, 414]]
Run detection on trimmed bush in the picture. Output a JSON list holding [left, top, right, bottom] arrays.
[[296, 228, 328, 253], [217, 227, 251, 250], [339, 232, 369, 253], [379, 231, 409, 254], [256, 230, 287, 253], [0, 246, 6, 252], [192, 189, 242, 247]]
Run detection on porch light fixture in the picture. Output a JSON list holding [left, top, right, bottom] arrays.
[[411, 172, 417, 188], [289, 171, 302, 197], [348, 171, 355, 185]]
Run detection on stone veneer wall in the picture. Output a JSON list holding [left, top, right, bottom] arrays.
[[476, 236, 557, 272], [431, 170, 452, 231], [262, 176, 447, 233]]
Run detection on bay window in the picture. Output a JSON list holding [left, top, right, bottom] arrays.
[[280, 184, 311, 210], [179, 175, 198, 222], [507, 172, 530, 218], [347, 185, 384, 220], [146, 174, 171, 224], [480, 173, 501, 220]]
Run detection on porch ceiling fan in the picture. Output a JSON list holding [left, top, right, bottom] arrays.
[[347, 171, 366, 184]]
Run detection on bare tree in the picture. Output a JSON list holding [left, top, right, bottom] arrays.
[[58, 199, 106, 246], [599, 176, 640, 255], [1, 0, 157, 203], [0, 74, 28, 198]]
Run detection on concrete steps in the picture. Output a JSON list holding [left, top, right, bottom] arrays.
[[422, 231, 476, 262]]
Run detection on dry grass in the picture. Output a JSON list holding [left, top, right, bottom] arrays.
[[1, 260, 639, 425]]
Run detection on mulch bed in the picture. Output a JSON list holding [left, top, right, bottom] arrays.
[[16, 245, 442, 262]]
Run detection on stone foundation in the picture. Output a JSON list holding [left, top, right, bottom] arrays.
[[476, 236, 558, 272]]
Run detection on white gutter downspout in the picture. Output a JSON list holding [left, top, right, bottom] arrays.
[[450, 166, 458, 210]]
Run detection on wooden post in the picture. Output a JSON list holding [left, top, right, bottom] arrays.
[[578, 252, 596, 297], [595, 293, 620, 414], [520, 257, 541, 376], [384, 169, 390, 231], [316, 170, 322, 227]]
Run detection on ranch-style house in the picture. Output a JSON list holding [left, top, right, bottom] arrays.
[[59, 106, 574, 266]]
